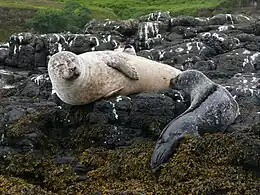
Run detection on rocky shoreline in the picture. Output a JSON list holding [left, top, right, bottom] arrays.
[[0, 12, 260, 194]]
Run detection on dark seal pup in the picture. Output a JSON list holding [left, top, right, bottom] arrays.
[[150, 69, 240, 172]]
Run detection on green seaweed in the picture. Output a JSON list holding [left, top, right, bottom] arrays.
[[5, 109, 47, 138], [0, 152, 78, 192], [1, 133, 260, 194], [0, 175, 54, 194]]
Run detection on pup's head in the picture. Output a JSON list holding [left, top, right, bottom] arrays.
[[170, 70, 208, 93]]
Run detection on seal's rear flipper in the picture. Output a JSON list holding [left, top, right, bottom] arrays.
[[150, 135, 184, 172]]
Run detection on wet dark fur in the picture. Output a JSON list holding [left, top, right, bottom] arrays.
[[150, 70, 239, 172]]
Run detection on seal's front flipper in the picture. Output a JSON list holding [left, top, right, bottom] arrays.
[[104, 87, 123, 98], [106, 61, 140, 80]]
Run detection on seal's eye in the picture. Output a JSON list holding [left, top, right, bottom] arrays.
[[170, 76, 179, 88], [57, 63, 64, 67], [177, 78, 182, 85]]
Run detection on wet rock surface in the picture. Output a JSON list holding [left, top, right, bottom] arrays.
[[0, 12, 260, 194]]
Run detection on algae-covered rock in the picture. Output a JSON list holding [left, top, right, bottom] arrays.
[[1, 133, 260, 194], [159, 133, 260, 194], [65, 134, 260, 194], [0, 175, 54, 194], [0, 151, 78, 193], [77, 134, 260, 194]]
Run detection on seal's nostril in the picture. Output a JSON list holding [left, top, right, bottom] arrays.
[[69, 67, 76, 72]]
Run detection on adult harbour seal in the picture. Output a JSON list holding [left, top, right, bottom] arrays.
[[48, 50, 181, 105], [150, 69, 239, 172]]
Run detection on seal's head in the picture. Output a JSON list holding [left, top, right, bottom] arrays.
[[48, 51, 81, 81], [170, 70, 210, 93]]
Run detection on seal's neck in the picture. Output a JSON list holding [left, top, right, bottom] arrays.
[[77, 56, 91, 87]]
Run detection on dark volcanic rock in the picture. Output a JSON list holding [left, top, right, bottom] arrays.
[[4, 32, 124, 69], [213, 49, 260, 73], [2, 13, 260, 75], [139, 11, 171, 23], [0, 48, 9, 65], [170, 16, 206, 27], [0, 73, 188, 150], [84, 19, 139, 37]]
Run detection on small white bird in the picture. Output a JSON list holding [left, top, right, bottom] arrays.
[[123, 44, 136, 56], [114, 43, 137, 56]]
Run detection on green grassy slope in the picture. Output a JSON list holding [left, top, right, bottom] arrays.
[[78, 0, 246, 19], [0, 0, 245, 20], [0, 0, 253, 41], [0, 0, 61, 9], [84, 0, 225, 19], [0, 0, 118, 41], [0, 0, 118, 20]]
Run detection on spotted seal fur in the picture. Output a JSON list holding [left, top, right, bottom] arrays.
[[48, 50, 182, 105], [150, 69, 240, 172]]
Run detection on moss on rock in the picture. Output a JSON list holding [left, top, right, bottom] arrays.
[[5, 108, 48, 138], [158, 134, 260, 194], [0, 152, 78, 193], [1, 133, 260, 194], [0, 175, 54, 194], [75, 134, 260, 194], [70, 124, 108, 150]]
